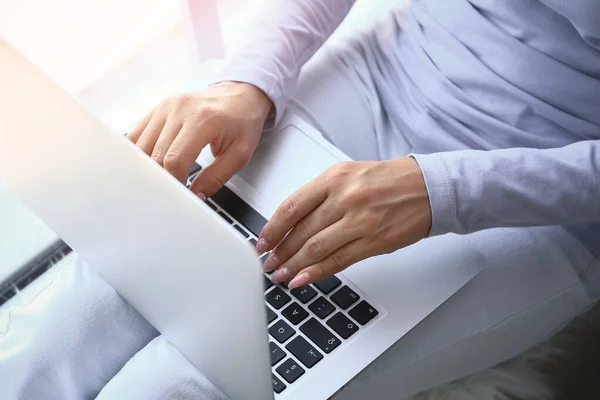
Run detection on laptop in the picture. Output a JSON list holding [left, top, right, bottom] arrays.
[[0, 39, 483, 399]]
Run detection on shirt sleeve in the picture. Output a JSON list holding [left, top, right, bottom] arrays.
[[411, 140, 600, 236], [208, 0, 356, 128]]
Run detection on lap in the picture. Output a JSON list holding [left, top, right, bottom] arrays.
[[335, 226, 596, 398], [0, 256, 158, 400], [1, 229, 595, 399], [292, 35, 597, 398], [290, 29, 414, 162], [96, 336, 227, 400]]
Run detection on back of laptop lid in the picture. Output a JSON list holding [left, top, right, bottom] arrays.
[[0, 39, 273, 400]]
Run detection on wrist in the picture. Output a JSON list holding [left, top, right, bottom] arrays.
[[390, 157, 432, 237], [215, 81, 273, 120]]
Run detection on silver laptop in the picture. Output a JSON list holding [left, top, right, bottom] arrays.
[[0, 39, 483, 400]]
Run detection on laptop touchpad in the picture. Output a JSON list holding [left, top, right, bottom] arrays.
[[237, 123, 344, 210]]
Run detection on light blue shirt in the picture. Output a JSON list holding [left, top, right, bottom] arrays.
[[211, 0, 600, 269]]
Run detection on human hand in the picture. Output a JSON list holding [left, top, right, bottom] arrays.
[[256, 158, 432, 288], [127, 81, 273, 198]]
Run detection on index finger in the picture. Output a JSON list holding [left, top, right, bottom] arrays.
[[127, 110, 154, 143], [257, 178, 328, 253], [163, 123, 211, 184]]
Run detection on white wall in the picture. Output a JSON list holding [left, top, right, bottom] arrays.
[[0, 0, 182, 93]]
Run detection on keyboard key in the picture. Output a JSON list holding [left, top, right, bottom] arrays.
[[281, 302, 309, 325], [327, 312, 359, 339], [314, 275, 341, 294], [300, 318, 341, 354], [308, 296, 335, 319], [189, 162, 202, 176], [233, 224, 249, 238], [330, 285, 360, 309], [217, 211, 233, 224], [264, 275, 273, 290], [248, 238, 257, 247], [285, 336, 323, 368], [205, 200, 217, 211], [17, 266, 49, 289], [269, 342, 286, 366], [349, 301, 379, 325], [269, 320, 295, 343], [272, 373, 286, 394], [266, 306, 277, 324], [260, 253, 273, 274], [265, 287, 291, 310], [290, 285, 317, 304], [211, 185, 267, 237], [276, 359, 305, 384], [0, 286, 16, 307]]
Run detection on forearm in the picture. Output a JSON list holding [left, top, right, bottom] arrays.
[[412, 140, 600, 235], [210, 0, 356, 126]]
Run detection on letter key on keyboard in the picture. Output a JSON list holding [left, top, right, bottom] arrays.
[[290, 285, 317, 303], [265, 287, 291, 309], [281, 302, 309, 325], [269, 320, 295, 343]]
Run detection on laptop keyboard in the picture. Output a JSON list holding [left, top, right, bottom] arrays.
[[187, 164, 381, 396]]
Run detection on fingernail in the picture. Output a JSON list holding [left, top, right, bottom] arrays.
[[256, 238, 269, 253], [271, 268, 289, 283], [196, 192, 207, 201], [288, 273, 310, 289], [263, 253, 280, 272]]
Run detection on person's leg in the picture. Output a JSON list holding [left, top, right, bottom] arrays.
[[95, 336, 228, 400], [333, 226, 597, 399], [288, 32, 414, 162], [0, 255, 158, 400]]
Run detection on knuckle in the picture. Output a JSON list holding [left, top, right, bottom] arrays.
[[294, 219, 312, 241], [150, 153, 164, 164], [163, 151, 183, 171], [174, 93, 191, 106], [307, 238, 326, 260], [356, 212, 378, 231], [331, 250, 349, 269], [163, 95, 182, 109], [342, 185, 366, 206], [196, 102, 222, 120], [236, 142, 255, 160], [329, 162, 352, 179], [279, 197, 298, 221]]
